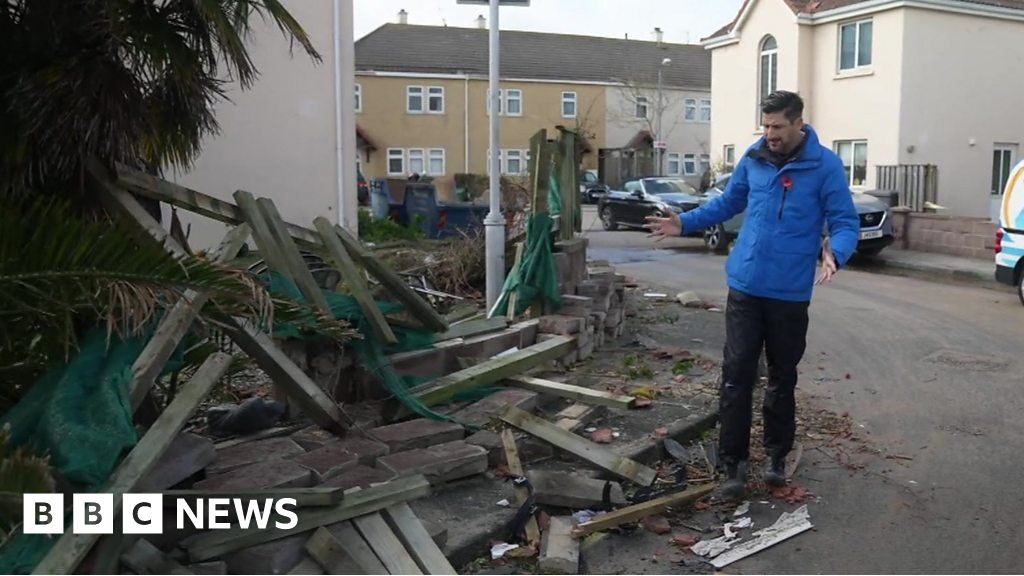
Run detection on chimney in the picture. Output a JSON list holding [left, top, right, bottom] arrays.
[[476, 14, 486, 29], [398, 9, 408, 25], [654, 27, 663, 46]]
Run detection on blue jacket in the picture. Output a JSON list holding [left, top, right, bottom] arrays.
[[680, 125, 860, 302]]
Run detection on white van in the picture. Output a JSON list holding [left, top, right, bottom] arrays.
[[996, 160, 1024, 305]]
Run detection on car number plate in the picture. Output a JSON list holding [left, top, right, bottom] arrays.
[[860, 230, 883, 240]]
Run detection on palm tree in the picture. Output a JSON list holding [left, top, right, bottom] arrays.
[[0, 0, 320, 198]]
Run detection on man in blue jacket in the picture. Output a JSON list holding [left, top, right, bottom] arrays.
[[646, 91, 859, 498]]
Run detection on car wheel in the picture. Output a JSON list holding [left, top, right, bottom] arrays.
[[858, 246, 884, 257], [704, 224, 729, 254], [1018, 268, 1024, 306], [600, 207, 618, 231]]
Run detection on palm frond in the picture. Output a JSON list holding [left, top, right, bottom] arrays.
[[0, 425, 54, 542]]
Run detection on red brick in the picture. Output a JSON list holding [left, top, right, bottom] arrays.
[[368, 419, 465, 453], [464, 430, 504, 467], [290, 426, 341, 452], [375, 441, 487, 485], [194, 459, 314, 491], [208, 437, 304, 475], [319, 465, 395, 491]]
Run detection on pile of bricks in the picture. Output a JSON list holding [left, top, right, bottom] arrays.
[[548, 238, 629, 367]]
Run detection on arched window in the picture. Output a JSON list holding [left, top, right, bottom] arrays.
[[759, 35, 778, 108]]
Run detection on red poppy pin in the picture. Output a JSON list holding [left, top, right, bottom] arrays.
[[781, 175, 793, 190]]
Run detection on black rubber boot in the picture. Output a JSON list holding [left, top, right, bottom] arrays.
[[763, 456, 786, 488], [717, 460, 748, 500]]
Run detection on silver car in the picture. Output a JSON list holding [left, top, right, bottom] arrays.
[[699, 173, 895, 256]]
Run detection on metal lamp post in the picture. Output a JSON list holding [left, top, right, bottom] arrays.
[[655, 57, 671, 176]]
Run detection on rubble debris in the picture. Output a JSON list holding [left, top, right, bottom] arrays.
[[723, 517, 752, 538], [490, 543, 520, 560], [733, 501, 751, 517], [641, 515, 672, 535], [710, 505, 814, 569], [539, 516, 580, 574], [501, 406, 657, 486], [590, 428, 614, 444], [690, 535, 738, 558], [500, 429, 541, 545], [770, 485, 812, 504], [676, 291, 703, 307], [528, 471, 627, 510], [672, 534, 701, 548], [375, 440, 488, 485], [573, 484, 715, 536]]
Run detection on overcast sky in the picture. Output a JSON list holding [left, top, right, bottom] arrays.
[[354, 0, 745, 45]]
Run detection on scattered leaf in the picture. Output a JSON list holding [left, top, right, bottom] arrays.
[[694, 500, 711, 511], [631, 386, 657, 399], [673, 374, 688, 383], [633, 397, 654, 409], [591, 428, 614, 444]]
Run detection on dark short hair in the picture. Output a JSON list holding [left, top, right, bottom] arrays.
[[761, 91, 804, 122]]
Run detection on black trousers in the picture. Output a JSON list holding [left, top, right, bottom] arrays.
[[719, 289, 810, 466]]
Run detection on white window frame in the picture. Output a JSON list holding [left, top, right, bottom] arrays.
[[636, 96, 649, 119], [759, 36, 778, 119], [561, 91, 577, 119], [505, 89, 523, 117], [683, 154, 697, 176], [834, 140, 869, 188], [387, 148, 405, 176], [428, 148, 446, 176], [504, 149, 524, 175], [407, 86, 424, 114], [839, 19, 873, 71], [427, 86, 445, 114], [684, 99, 696, 122], [993, 144, 1018, 195], [355, 83, 362, 113], [666, 153, 681, 176], [724, 145, 736, 166], [699, 99, 712, 123], [407, 148, 426, 175]]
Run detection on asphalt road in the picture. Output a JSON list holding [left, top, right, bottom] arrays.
[[579, 205, 1024, 574]]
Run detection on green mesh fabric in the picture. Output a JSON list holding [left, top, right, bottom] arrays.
[[492, 213, 563, 317]]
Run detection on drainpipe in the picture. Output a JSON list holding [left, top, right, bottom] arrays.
[[334, 0, 357, 232], [464, 74, 470, 173]]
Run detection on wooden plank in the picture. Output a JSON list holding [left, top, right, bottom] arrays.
[[573, 484, 716, 536], [331, 521, 388, 574], [258, 198, 333, 314], [33, 353, 233, 575], [500, 430, 541, 546], [391, 335, 576, 419], [313, 217, 398, 344], [353, 513, 423, 575], [382, 503, 456, 575], [539, 516, 579, 574], [121, 539, 193, 575], [220, 318, 351, 433], [436, 317, 507, 342], [303, 527, 363, 574], [505, 376, 636, 410], [333, 225, 448, 333], [528, 130, 552, 215], [114, 162, 323, 249], [164, 487, 345, 508], [506, 242, 525, 320], [499, 406, 657, 487], [128, 224, 251, 410], [186, 475, 432, 562], [233, 190, 294, 283], [286, 557, 325, 575]]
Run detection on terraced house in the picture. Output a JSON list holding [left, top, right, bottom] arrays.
[[354, 15, 712, 200], [704, 0, 1024, 221]]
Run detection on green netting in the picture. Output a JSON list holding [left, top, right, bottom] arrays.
[[0, 273, 453, 572], [0, 329, 149, 573], [492, 213, 563, 317]]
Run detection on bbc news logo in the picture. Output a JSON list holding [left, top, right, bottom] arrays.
[[23, 494, 298, 534]]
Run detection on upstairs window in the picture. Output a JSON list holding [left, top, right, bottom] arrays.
[[839, 19, 873, 70]]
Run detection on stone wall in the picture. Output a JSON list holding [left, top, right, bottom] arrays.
[[892, 211, 997, 260]]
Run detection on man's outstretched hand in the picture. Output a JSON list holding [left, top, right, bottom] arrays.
[[817, 237, 838, 284], [644, 214, 682, 241]]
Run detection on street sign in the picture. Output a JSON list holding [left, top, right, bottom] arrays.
[[653, 141, 668, 150], [457, 0, 530, 4]]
